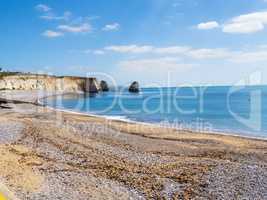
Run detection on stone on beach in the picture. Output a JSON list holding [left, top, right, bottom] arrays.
[[0, 120, 24, 144]]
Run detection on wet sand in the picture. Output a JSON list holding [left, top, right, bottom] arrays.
[[0, 91, 266, 199]]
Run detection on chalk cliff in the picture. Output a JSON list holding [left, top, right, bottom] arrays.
[[0, 74, 101, 93]]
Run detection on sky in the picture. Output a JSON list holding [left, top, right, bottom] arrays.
[[1, 0, 267, 87]]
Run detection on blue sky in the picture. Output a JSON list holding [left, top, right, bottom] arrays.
[[1, 0, 267, 86]]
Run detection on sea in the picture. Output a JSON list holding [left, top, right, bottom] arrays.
[[42, 85, 267, 139]]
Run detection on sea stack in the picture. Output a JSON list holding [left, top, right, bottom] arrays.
[[129, 81, 139, 93], [100, 80, 109, 92]]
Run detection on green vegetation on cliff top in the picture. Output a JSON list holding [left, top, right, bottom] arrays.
[[0, 72, 21, 79]]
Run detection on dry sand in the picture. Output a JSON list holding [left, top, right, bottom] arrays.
[[0, 91, 266, 199]]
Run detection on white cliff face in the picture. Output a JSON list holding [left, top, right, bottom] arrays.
[[0, 75, 100, 92]]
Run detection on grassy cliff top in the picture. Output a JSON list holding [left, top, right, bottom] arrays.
[[0, 72, 21, 79], [0, 72, 96, 80]]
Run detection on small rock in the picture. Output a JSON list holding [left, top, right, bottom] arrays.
[[129, 81, 139, 93], [100, 80, 109, 92]]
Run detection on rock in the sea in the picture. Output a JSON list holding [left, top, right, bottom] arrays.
[[100, 80, 109, 92], [129, 81, 139, 93]]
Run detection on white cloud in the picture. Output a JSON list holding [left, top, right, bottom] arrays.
[[195, 11, 267, 34], [223, 11, 267, 34], [93, 50, 105, 55], [154, 46, 191, 54], [229, 50, 267, 63], [109, 44, 267, 86], [223, 21, 264, 34], [116, 57, 197, 86], [58, 23, 92, 33], [83, 49, 106, 55], [102, 23, 120, 31], [257, 44, 267, 49], [120, 57, 177, 69], [104, 45, 190, 54], [95, 44, 267, 64], [105, 45, 154, 53], [187, 48, 230, 59], [42, 30, 63, 38], [103, 45, 229, 59], [119, 57, 186, 71], [186, 48, 267, 62], [188, 48, 267, 63], [197, 21, 219, 30], [35, 4, 51, 12], [40, 11, 72, 21]]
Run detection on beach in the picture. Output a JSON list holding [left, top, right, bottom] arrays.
[[0, 91, 267, 199]]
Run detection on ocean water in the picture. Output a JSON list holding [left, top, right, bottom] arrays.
[[43, 86, 267, 138]]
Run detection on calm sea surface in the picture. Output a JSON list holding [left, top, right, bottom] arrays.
[[43, 86, 267, 138]]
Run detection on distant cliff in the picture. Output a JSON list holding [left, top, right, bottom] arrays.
[[0, 74, 102, 93]]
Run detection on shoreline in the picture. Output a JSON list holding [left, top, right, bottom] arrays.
[[45, 105, 267, 142], [37, 92, 267, 142], [1, 89, 266, 142]]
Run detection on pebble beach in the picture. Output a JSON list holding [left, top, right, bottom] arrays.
[[0, 91, 266, 199]]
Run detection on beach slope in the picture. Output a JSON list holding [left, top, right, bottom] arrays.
[[0, 91, 266, 199]]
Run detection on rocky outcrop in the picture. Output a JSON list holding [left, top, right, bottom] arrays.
[[100, 80, 109, 92], [129, 81, 140, 93], [0, 74, 101, 93], [84, 78, 100, 93]]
